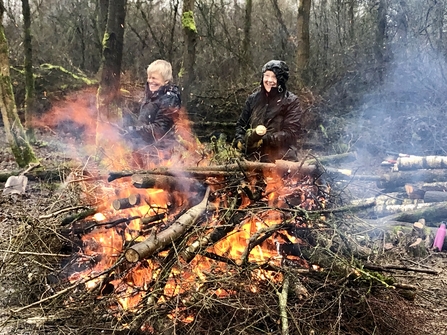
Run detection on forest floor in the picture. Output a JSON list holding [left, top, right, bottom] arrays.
[[0, 89, 447, 334]]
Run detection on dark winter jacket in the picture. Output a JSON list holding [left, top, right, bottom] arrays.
[[235, 85, 302, 162], [136, 82, 181, 145]]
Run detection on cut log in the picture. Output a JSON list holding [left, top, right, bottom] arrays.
[[396, 155, 447, 171], [377, 169, 447, 189], [125, 187, 210, 263], [421, 191, 447, 203], [366, 202, 434, 219], [112, 194, 141, 210]]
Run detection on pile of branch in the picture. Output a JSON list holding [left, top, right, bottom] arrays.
[[2, 154, 432, 335]]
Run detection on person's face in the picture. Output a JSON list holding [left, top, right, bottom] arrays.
[[263, 70, 277, 92], [147, 72, 166, 93]]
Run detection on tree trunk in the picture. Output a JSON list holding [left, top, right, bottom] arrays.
[[96, 0, 127, 158], [375, 0, 386, 83], [241, 0, 252, 74], [0, 1, 38, 168], [296, 0, 311, 87], [22, 0, 36, 144], [180, 0, 197, 107], [271, 0, 290, 60]]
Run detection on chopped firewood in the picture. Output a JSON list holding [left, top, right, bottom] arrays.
[[112, 194, 141, 210], [125, 187, 211, 263]]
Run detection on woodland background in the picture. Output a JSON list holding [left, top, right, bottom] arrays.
[[3, 0, 447, 157]]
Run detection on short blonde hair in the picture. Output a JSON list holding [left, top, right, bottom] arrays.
[[147, 59, 173, 82]]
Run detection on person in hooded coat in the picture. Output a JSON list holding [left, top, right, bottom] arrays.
[[127, 59, 182, 166], [234, 60, 303, 162]]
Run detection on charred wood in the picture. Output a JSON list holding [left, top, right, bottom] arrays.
[[131, 174, 206, 193], [61, 208, 97, 226]]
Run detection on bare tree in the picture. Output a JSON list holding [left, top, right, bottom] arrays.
[[241, 0, 253, 73], [0, 0, 37, 167], [296, 0, 311, 87], [180, 0, 197, 107], [375, 0, 387, 83]]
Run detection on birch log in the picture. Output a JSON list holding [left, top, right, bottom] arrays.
[[397, 155, 447, 171], [377, 169, 447, 189], [125, 187, 210, 263]]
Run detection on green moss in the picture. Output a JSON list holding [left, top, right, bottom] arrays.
[[40, 63, 97, 86], [181, 11, 197, 33]]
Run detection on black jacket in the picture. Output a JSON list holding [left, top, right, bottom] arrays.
[[136, 82, 181, 145], [235, 86, 302, 162]]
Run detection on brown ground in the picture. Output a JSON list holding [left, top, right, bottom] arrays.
[[1, 94, 447, 334]]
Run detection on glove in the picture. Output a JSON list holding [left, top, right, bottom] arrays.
[[236, 140, 245, 151], [248, 138, 263, 150], [129, 125, 143, 132]]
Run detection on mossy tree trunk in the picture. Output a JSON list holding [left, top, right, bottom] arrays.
[[296, 0, 311, 88], [0, 1, 38, 168], [180, 0, 197, 108], [96, 0, 127, 159], [22, 0, 36, 144]]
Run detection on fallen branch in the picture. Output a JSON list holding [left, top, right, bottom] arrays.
[[125, 187, 211, 263], [109, 159, 323, 182], [278, 273, 290, 335], [363, 263, 439, 275]]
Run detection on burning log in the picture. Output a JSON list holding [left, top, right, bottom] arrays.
[[109, 159, 324, 182], [131, 174, 206, 193], [124, 187, 211, 263], [112, 194, 141, 210]]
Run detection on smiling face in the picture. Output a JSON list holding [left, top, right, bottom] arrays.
[[262, 70, 278, 92], [147, 71, 167, 93]]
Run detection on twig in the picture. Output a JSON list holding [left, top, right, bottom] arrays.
[[39, 205, 90, 219], [363, 263, 440, 275], [277, 273, 290, 335], [0, 250, 70, 257], [10, 257, 125, 314]]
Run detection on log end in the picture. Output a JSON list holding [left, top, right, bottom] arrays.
[[125, 248, 141, 263]]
